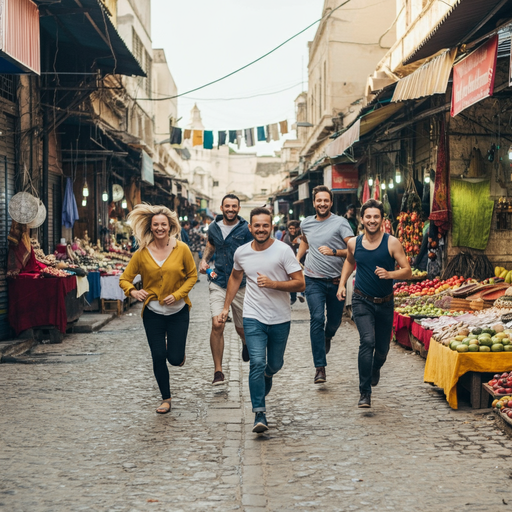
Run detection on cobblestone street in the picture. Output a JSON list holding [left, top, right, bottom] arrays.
[[2, 278, 512, 511]]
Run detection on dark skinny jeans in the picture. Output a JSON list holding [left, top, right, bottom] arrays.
[[142, 305, 190, 400], [352, 294, 394, 395]]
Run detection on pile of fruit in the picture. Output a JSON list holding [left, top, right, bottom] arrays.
[[394, 303, 459, 318], [495, 267, 512, 284], [489, 372, 512, 396], [443, 327, 512, 352], [397, 211, 423, 263], [40, 267, 70, 278], [393, 276, 468, 297], [411, 268, 428, 278]]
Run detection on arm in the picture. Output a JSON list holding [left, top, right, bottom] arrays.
[[256, 269, 305, 293], [375, 236, 412, 281], [199, 240, 215, 273], [119, 252, 148, 302], [337, 238, 356, 301], [296, 234, 309, 263], [319, 235, 353, 258], [218, 268, 244, 323], [166, 246, 198, 304]]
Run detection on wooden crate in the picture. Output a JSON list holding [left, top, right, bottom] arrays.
[[101, 298, 128, 316]]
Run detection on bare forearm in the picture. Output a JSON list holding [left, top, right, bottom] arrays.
[[296, 241, 308, 262], [202, 242, 215, 262], [267, 278, 305, 293], [388, 267, 412, 281], [223, 274, 243, 309], [340, 260, 355, 286]]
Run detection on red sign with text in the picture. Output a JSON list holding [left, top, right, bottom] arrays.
[[332, 164, 359, 190], [451, 35, 498, 117]]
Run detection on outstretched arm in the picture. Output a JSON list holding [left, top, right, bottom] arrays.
[[218, 268, 244, 323], [199, 241, 215, 273], [337, 238, 356, 301]]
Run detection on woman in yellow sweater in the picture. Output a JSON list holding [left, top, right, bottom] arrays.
[[119, 204, 197, 414]]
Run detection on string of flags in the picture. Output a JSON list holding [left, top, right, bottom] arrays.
[[169, 120, 289, 150]]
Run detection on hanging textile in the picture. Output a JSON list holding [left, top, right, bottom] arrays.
[[192, 130, 203, 147], [266, 125, 271, 142], [62, 177, 79, 228], [257, 126, 266, 142], [362, 180, 370, 204], [203, 130, 213, 150], [429, 119, 451, 234], [269, 123, 279, 141], [183, 129, 192, 140], [229, 130, 237, 144], [373, 178, 380, 200], [170, 126, 182, 145], [7, 221, 32, 277], [279, 120, 289, 135], [236, 130, 243, 149], [218, 131, 227, 147], [244, 128, 255, 147]]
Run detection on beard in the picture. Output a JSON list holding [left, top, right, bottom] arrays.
[[223, 211, 237, 222], [253, 232, 271, 244], [364, 222, 382, 234], [315, 207, 330, 219]]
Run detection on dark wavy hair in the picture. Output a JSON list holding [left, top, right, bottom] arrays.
[[360, 199, 384, 219], [250, 207, 272, 223]]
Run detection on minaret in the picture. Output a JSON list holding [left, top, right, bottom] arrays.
[[188, 103, 205, 131]]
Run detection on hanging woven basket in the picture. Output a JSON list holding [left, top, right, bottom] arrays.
[[27, 200, 47, 229], [8, 192, 39, 224]]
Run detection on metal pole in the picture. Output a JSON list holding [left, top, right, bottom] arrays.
[[42, 109, 49, 254]]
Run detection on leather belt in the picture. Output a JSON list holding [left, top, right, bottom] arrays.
[[354, 288, 393, 304]]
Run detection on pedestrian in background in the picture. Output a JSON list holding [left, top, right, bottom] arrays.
[[200, 194, 253, 385], [337, 199, 411, 408], [297, 185, 354, 385], [282, 220, 305, 305], [120, 204, 197, 414], [345, 204, 358, 236], [219, 207, 304, 433], [189, 219, 206, 281], [181, 220, 191, 247]]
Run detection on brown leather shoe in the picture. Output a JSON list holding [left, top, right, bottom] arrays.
[[212, 371, 225, 386], [314, 366, 326, 384]]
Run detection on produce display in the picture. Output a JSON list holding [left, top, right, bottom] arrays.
[[396, 211, 423, 264], [443, 326, 512, 353], [394, 276, 468, 297], [411, 268, 428, 278], [488, 372, 512, 396], [495, 267, 512, 284]]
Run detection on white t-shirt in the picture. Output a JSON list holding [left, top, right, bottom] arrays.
[[233, 240, 302, 325], [146, 250, 186, 316], [219, 220, 239, 239]]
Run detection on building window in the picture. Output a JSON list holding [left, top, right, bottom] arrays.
[[0, 76, 15, 103], [132, 28, 152, 99], [213, 180, 219, 187]]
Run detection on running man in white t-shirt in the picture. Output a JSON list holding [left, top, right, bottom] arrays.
[[218, 207, 305, 433]]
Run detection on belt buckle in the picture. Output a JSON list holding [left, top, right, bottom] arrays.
[[374, 297, 383, 304]]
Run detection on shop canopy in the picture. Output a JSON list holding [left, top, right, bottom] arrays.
[[325, 103, 404, 158], [404, 0, 512, 65], [392, 49, 456, 102], [35, 0, 145, 76]]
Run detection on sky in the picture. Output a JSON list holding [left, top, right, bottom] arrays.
[[151, 0, 325, 155]]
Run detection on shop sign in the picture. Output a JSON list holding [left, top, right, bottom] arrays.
[[331, 164, 359, 191], [141, 150, 154, 185], [298, 182, 309, 200], [451, 35, 498, 117]]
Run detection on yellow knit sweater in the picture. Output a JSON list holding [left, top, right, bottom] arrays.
[[119, 241, 197, 314]]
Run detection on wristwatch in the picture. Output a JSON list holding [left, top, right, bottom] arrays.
[[332, 248, 336, 256]]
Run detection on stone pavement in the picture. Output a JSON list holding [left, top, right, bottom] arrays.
[[1, 278, 512, 511]]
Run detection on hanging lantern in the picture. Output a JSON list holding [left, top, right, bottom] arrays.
[[102, 191, 108, 202], [388, 179, 394, 189], [82, 182, 89, 197], [121, 199, 127, 209], [368, 177, 374, 187], [82, 199, 87, 207]]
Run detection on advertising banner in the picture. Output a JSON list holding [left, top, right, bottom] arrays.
[[451, 35, 498, 117], [332, 164, 359, 191]]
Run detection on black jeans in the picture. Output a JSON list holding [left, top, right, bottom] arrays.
[[142, 306, 190, 400], [352, 294, 394, 395]]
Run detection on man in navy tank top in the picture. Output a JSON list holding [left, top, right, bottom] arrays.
[[337, 199, 411, 408]]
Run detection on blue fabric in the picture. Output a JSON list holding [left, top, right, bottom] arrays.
[[62, 177, 79, 228], [203, 130, 214, 149], [86, 271, 101, 303], [218, 131, 227, 147], [228, 130, 237, 144], [257, 126, 266, 142], [354, 233, 395, 298], [243, 318, 290, 412], [207, 215, 253, 289], [352, 294, 394, 394], [181, 228, 190, 246], [305, 276, 345, 367]]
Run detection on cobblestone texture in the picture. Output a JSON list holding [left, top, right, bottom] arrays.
[[1, 279, 512, 511]]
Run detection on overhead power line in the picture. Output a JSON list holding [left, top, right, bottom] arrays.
[[136, 0, 352, 102]]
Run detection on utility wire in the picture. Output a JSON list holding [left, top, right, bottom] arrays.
[[136, 0, 352, 101]]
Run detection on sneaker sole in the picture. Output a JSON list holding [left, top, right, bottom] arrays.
[[358, 403, 371, 408], [212, 380, 226, 386], [252, 423, 269, 433], [314, 378, 326, 384]]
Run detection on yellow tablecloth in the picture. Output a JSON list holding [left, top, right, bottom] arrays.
[[424, 339, 512, 409]]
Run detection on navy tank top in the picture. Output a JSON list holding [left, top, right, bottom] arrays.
[[354, 233, 395, 298]]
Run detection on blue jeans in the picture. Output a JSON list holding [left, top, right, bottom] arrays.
[[305, 276, 345, 368], [243, 318, 291, 412], [352, 294, 394, 395]]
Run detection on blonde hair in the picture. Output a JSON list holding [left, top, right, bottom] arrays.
[[127, 203, 181, 250]]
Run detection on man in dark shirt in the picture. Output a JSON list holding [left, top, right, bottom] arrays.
[[282, 220, 304, 305]]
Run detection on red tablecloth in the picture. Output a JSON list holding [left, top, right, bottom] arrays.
[[411, 321, 433, 350], [8, 275, 77, 335], [393, 311, 413, 348]]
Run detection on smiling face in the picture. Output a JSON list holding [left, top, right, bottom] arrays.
[[288, 225, 298, 237], [361, 207, 383, 235], [220, 197, 240, 224], [151, 214, 170, 241], [313, 191, 332, 219], [249, 213, 272, 245]]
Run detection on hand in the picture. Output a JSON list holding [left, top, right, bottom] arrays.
[[162, 294, 176, 305], [375, 266, 390, 279], [217, 308, 229, 323], [292, 236, 302, 245], [336, 285, 346, 301], [131, 288, 148, 302], [199, 259, 210, 274], [318, 246, 333, 256], [257, 272, 275, 289]]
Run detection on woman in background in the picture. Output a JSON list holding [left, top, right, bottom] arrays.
[[120, 204, 197, 414]]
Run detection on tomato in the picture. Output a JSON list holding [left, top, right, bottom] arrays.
[[489, 379, 498, 386]]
